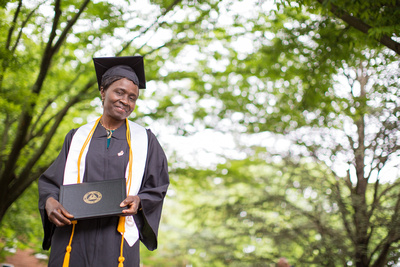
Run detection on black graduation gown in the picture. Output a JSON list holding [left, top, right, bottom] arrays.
[[38, 122, 169, 267]]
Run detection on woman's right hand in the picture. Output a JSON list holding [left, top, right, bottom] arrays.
[[45, 197, 74, 227]]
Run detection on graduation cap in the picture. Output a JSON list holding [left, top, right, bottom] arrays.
[[93, 56, 146, 90]]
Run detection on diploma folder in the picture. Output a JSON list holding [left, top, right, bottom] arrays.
[[59, 178, 127, 220]]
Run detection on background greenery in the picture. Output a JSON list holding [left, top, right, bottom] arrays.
[[0, 0, 399, 266]]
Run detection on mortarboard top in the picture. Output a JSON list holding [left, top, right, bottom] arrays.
[[93, 56, 146, 90]]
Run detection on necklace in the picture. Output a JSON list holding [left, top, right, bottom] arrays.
[[100, 120, 117, 139]]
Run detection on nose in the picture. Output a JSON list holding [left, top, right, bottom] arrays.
[[119, 95, 128, 105]]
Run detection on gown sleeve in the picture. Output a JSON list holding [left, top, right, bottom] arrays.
[[135, 129, 169, 251], [38, 129, 76, 250]]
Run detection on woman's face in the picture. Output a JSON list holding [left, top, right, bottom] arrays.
[[100, 78, 139, 122]]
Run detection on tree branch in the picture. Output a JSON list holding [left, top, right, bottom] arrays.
[[334, 180, 356, 244], [118, 0, 183, 55], [5, 0, 22, 50], [10, 2, 43, 55], [316, 0, 400, 56], [26, 67, 88, 143], [51, 0, 91, 55], [371, 191, 400, 266], [0, 0, 89, 196], [8, 81, 92, 203]]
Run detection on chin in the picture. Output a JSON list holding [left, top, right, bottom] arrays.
[[113, 113, 132, 121]]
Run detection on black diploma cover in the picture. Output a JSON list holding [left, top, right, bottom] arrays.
[[59, 178, 127, 220]]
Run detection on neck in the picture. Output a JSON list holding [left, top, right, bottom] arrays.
[[100, 116, 125, 130]]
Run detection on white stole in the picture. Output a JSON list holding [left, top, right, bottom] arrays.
[[63, 119, 148, 246]]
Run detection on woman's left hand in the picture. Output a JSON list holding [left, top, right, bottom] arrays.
[[120, 195, 141, 215]]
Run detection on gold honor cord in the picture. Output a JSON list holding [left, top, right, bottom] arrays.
[[117, 216, 126, 267], [77, 117, 102, 183], [125, 118, 133, 194], [62, 220, 77, 267], [117, 118, 134, 267]]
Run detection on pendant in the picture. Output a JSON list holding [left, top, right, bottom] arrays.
[[106, 129, 112, 139]]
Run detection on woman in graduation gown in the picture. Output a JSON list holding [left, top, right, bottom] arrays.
[[38, 56, 169, 267]]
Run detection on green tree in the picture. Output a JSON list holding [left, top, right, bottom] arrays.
[[161, 2, 400, 266], [0, 181, 44, 262], [170, 153, 346, 266], [173, 150, 399, 266], [297, 0, 400, 55]]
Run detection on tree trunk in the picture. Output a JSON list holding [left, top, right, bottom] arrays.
[[352, 69, 370, 267]]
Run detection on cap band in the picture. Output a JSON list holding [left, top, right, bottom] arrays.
[[101, 65, 139, 87]]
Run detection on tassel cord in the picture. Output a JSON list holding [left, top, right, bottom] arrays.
[[77, 117, 101, 183], [62, 220, 77, 267]]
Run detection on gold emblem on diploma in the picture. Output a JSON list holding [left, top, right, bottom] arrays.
[[83, 191, 103, 204]]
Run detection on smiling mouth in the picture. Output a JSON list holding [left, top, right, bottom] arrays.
[[115, 105, 127, 112]]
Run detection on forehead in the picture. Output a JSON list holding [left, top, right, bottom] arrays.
[[109, 78, 139, 94]]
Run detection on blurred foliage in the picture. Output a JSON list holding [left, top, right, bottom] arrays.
[[0, 181, 45, 262], [165, 152, 347, 266], [299, 0, 400, 42]]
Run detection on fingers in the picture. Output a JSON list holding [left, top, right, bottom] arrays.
[[61, 207, 75, 219], [45, 197, 74, 227], [49, 209, 72, 227], [120, 195, 133, 207], [121, 202, 139, 215], [120, 195, 140, 215], [120, 195, 139, 207]]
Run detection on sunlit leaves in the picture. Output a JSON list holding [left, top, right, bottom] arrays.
[[168, 153, 354, 265]]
